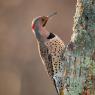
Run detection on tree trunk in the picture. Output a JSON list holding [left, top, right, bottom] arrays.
[[63, 0, 95, 95]]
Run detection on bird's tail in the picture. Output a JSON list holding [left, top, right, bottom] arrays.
[[59, 89, 64, 95], [53, 74, 64, 95]]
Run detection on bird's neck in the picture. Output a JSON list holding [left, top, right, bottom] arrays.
[[39, 26, 50, 38], [34, 25, 50, 41]]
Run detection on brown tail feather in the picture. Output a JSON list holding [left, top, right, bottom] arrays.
[[59, 89, 64, 95]]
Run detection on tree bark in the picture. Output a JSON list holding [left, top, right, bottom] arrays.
[[62, 0, 95, 95]]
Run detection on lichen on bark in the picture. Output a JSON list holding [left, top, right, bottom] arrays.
[[62, 0, 95, 95]]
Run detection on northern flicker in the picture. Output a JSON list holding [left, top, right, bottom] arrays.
[[32, 12, 65, 95]]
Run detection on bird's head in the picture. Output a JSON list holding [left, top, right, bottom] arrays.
[[32, 16, 48, 30], [32, 12, 57, 41]]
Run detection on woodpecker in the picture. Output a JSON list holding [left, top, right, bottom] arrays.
[[32, 12, 65, 95]]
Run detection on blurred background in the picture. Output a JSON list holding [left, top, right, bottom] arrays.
[[0, 0, 76, 95]]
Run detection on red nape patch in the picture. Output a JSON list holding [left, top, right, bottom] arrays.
[[32, 24, 35, 30]]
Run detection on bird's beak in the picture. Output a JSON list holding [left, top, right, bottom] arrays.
[[43, 12, 57, 27], [47, 12, 57, 18]]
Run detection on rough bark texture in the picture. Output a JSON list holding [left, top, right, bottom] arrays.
[[62, 0, 95, 95]]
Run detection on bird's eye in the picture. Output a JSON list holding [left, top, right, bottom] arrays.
[[42, 18, 45, 22]]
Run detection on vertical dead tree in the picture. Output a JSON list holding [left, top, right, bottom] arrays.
[[63, 0, 95, 95]]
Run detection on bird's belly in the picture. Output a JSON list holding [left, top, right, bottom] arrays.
[[45, 38, 65, 74]]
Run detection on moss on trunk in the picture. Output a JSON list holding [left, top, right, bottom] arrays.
[[62, 0, 95, 95]]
